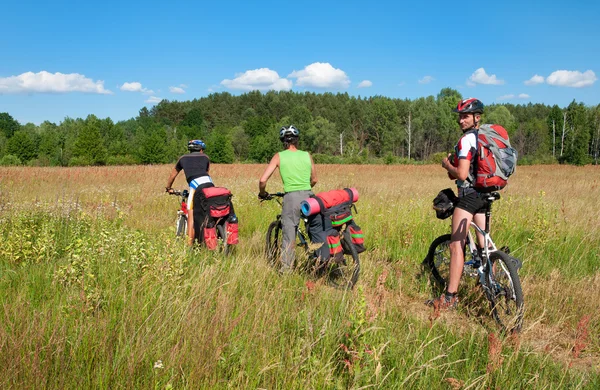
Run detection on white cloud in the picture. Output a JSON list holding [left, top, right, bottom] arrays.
[[0, 71, 112, 94], [546, 70, 597, 88], [145, 96, 162, 104], [221, 68, 292, 91], [169, 86, 186, 94], [497, 94, 515, 101], [288, 62, 350, 89], [524, 74, 544, 86], [179, 84, 188, 88], [357, 80, 372, 88], [418, 75, 435, 84], [468, 68, 504, 85], [398, 81, 406, 87], [497, 93, 530, 101], [120, 81, 154, 95]]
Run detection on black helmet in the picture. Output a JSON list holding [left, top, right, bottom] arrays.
[[453, 98, 484, 114], [279, 125, 299, 141], [187, 139, 206, 152]]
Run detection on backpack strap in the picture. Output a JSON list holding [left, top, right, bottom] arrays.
[[466, 128, 478, 186], [343, 188, 358, 215], [310, 195, 327, 227]]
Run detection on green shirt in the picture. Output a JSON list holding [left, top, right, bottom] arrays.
[[278, 149, 312, 192]]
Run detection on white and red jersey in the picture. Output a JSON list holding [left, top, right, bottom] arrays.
[[453, 129, 477, 190]]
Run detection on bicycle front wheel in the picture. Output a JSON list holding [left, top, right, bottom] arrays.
[[328, 229, 360, 290], [265, 220, 281, 267], [488, 251, 524, 333], [424, 234, 452, 291], [176, 214, 187, 237]]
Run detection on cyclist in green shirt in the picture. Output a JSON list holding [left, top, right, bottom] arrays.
[[259, 125, 328, 273]]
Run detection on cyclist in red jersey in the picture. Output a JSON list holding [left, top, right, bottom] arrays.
[[434, 98, 489, 309]]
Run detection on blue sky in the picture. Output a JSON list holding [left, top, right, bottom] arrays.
[[1, 0, 598, 125]]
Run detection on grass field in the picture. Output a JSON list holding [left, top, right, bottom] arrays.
[[1, 164, 599, 389]]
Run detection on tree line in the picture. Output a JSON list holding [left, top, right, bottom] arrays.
[[1, 88, 599, 167]]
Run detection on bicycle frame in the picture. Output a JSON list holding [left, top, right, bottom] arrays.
[[463, 197, 515, 301]]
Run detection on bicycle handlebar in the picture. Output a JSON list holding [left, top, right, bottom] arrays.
[[168, 189, 189, 197], [259, 192, 285, 202]]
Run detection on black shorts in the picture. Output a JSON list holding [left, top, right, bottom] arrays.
[[455, 191, 487, 215]]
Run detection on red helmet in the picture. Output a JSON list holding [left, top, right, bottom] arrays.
[[454, 98, 484, 114]]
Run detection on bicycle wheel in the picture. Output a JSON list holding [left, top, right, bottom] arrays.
[[265, 220, 281, 267], [488, 251, 524, 333], [328, 229, 360, 290], [424, 234, 452, 290], [176, 214, 187, 237], [216, 223, 230, 255]]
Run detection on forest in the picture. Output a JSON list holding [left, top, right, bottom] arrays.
[[1, 88, 599, 166]]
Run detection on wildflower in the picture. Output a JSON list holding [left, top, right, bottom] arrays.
[[153, 360, 164, 369]]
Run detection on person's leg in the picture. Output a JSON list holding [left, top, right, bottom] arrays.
[[192, 183, 214, 244], [280, 191, 311, 273], [187, 188, 196, 246], [447, 207, 473, 293]]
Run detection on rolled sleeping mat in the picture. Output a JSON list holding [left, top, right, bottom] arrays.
[[301, 198, 321, 216], [301, 187, 359, 216]]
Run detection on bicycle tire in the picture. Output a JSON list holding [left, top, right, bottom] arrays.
[[176, 214, 187, 237], [216, 223, 230, 255], [424, 234, 452, 290], [328, 229, 360, 290], [265, 220, 281, 267], [488, 251, 524, 333]]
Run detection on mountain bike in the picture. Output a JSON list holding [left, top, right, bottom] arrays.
[[170, 189, 189, 237], [169, 190, 230, 254], [262, 192, 360, 290], [423, 191, 524, 333]]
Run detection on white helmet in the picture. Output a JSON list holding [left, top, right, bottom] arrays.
[[279, 125, 299, 141]]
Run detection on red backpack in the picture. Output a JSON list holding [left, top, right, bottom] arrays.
[[473, 124, 518, 192]]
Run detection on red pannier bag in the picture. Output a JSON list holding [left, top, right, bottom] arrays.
[[225, 215, 239, 245], [348, 221, 365, 254], [204, 226, 218, 250], [202, 187, 232, 218], [326, 230, 344, 263]]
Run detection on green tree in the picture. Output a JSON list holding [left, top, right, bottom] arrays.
[[38, 124, 62, 166], [72, 116, 108, 165], [230, 125, 250, 161], [304, 116, 338, 154], [7, 130, 36, 163], [206, 128, 235, 163], [563, 101, 590, 165], [250, 134, 280, 163], [138, 127, 168, 164], [0, 113, 20, 139], [547, 105, 563, 158], [485, 106, 516, 134], [436, 88, 463, 151]]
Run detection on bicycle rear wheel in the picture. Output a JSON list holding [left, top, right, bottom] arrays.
[[488, 251, 524, 333], [265, 220, 281, 267], [327, 229, 360, 290], [216, 223, 230, 255], [176, 214, 187, 237], [424, 234, 452, 291]]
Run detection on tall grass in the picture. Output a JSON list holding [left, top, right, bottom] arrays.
[[0, 164, 599, 388]]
